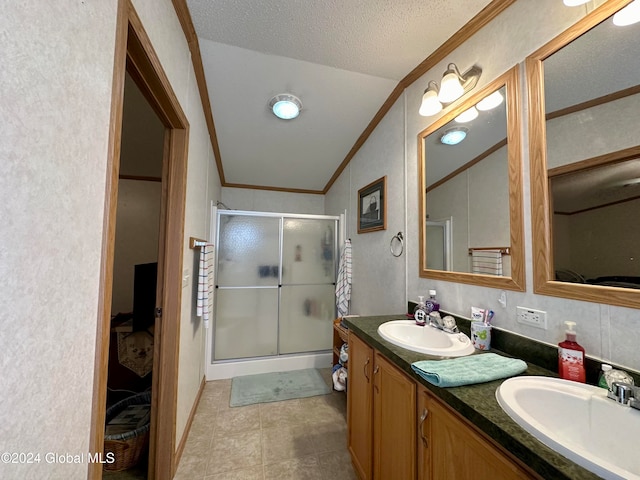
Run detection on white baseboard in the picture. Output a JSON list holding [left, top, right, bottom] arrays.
[[205, 352, 333, 380]]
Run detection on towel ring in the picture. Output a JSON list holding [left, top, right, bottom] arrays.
[[390, 232, 404, 257]]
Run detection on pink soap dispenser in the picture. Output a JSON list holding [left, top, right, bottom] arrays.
[[558, 321, 586, 383]]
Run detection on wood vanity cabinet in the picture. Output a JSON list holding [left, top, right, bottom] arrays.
[[348, 333, 416, 480], [348, 331, 537, 480], [417, 384, 535, 480], [373, 351, 416, 479], [348, 333, 373, 479]]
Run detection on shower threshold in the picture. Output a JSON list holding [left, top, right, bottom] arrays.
[[205, 351, 332, 381]]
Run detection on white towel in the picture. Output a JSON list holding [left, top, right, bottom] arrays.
[[336, 239, 352, 317], [471, 249, 503, 276], [196, 243, 215, 328]]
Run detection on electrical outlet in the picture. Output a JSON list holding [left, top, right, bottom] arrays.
[[516, 306, 547, 329]]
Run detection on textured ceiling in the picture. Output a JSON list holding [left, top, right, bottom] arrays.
[[185, 0, 497, 191]]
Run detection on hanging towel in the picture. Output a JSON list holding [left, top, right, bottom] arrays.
[[336, 239, 352, 317], [411, 353, 527, 388], [196, 243, 215, 328], [471, 249, 503, 276]]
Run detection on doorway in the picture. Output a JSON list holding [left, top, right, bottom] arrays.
[[90, 1, 189, 479], [102, 71, 164, 478], [426, 219, 452, 271]]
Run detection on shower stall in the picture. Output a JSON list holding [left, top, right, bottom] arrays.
[[205, 210, 340, 379]]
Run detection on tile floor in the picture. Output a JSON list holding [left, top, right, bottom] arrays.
[[173, 368, 357, 480]]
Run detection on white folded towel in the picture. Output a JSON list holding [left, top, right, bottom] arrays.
[[196, 243, 215, 328], [471, 249, 503, 276]]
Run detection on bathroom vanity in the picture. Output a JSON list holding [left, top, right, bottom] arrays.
[[345, 315, 602, 480]]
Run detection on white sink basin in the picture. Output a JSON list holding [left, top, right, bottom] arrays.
[[377, 320, 474, 357], [496, 376, 640, 480]]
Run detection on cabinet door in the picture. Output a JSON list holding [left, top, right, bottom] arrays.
[[373, 352, 416, 480], [348, 334, 374, 480], [430, 397, 533, 480], [417, 386, 432, 480]]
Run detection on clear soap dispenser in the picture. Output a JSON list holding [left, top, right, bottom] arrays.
[[413, 296, 427, 326]]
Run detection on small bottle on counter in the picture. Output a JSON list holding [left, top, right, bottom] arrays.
[[425, 290, 440, 314], [558, 321, 586, 383], [598, 364, 612, 389]]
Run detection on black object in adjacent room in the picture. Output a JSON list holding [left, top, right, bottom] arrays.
[[133, 262, 158, 332]]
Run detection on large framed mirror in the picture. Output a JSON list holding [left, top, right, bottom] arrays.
[[527, 0, 640, 308], [418, 66, 525, 291]]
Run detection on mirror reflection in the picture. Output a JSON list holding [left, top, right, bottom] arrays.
[[419, 66, 524, 291], [543, 9, 640, 289], [425, 85, 510, 275], [551, 156, 640, 288]]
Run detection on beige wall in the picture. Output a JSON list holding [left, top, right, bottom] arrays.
[[0, 2, 119, 478], [328, 0, 640, 371], [0, 0, 220, 477], [127, 0, 222, 449]]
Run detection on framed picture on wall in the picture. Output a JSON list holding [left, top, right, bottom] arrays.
[[358, 176, 386, 233]]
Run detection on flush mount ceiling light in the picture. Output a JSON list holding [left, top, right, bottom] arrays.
[[268, 94, 302, 120], [418, 63, 482, 117], [440, 127, 468, 145], [476, 90, 504, 111], [455, 106, 479, 123], [613, 0, 640, 26]]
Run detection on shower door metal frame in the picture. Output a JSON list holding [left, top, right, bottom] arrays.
[[209, 210, 339, 365]]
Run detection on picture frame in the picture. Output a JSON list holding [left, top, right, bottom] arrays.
[[357, 175, 387, 233]]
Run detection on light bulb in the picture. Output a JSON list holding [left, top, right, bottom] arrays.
[[438, 71, 464, 103], [455, 107, 479, 123], [476, 90, 504, 111], [419, 89, 443, 117], [613, 0, 640, 26]]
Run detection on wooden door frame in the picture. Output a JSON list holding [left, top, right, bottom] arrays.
[[89, 1, 189, 478]]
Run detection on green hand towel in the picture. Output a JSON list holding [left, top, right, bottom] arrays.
[[411, 353, 528, 388]]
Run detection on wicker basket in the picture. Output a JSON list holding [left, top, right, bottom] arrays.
[[103, 391, 151, 472]]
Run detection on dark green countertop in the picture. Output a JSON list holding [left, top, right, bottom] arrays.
[[343, 314, 602, 480]]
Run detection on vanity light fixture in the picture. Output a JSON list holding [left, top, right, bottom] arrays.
[[476, 90, 504, 111], [613, 0, 640, 26], [440, 127, 468, 145], [418, 63, 482, 116], [455, 106, 479, 123], [269, 94, 302, 120]]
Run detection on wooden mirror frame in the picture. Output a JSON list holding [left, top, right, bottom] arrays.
[[527, 0, 640, 309], [418, 66, 525, 291]]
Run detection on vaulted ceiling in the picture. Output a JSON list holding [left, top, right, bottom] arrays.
[[183, 0, 502, 193]]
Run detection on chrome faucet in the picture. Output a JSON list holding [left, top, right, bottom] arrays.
[[428, 312, 459, 334], [607, 382, 640, 410]]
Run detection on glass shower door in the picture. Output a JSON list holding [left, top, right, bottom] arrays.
[[214, 213, 281, 360], [279, 218, 337, 354]]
